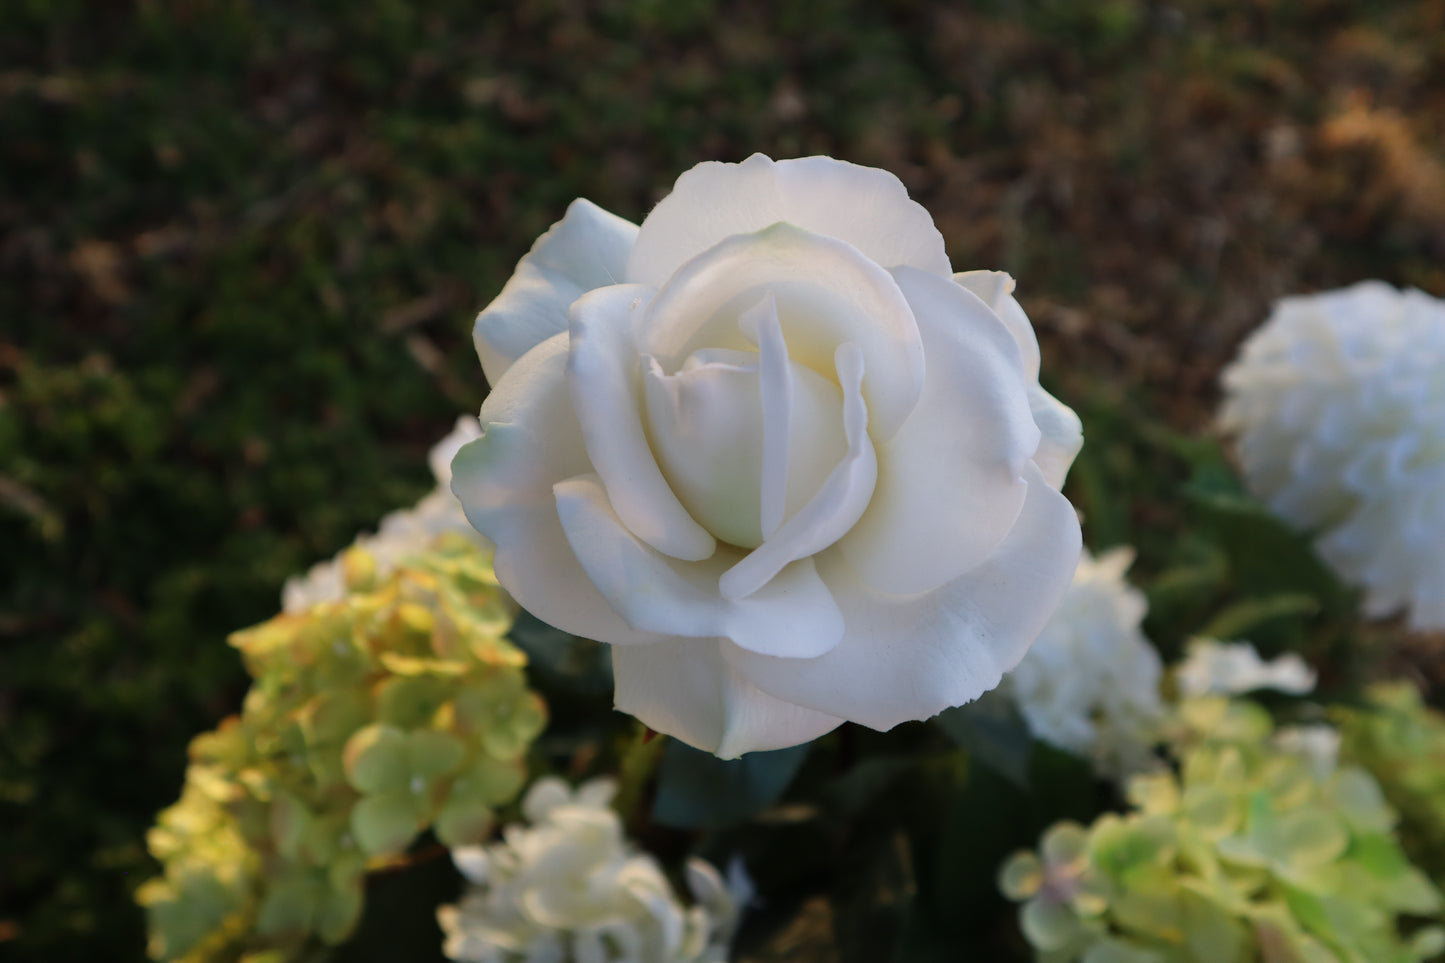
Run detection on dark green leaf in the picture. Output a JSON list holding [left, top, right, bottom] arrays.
[[652, 740, 810, 830]]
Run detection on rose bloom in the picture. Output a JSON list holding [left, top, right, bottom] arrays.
[[453, 154, 1082, 757]]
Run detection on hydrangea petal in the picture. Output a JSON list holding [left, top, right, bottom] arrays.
[[724, 462, 1082, 731], [474, 199, 638, 386], [554, 473, 844, 660], [568, 284, 716, 562], [837, 267, 1039, 596], [612, 639, 845, 759], [450, 335, 669, 647], [627, 153, 951, 288]]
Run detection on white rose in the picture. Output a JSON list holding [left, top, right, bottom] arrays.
[[452, 154, 1083, 757]]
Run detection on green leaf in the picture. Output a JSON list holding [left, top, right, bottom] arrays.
[[1185, 486, 1347, 605], [1195, 593, 1321, 643], [652, 740, 810, 829], [934, 693, 1033, 788]]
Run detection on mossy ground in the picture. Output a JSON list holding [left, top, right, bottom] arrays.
[[2, 1, 1443, 959]]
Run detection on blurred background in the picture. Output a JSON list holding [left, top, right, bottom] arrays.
[[2, 0, 1443, 959]]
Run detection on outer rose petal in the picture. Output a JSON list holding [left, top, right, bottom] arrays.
[[613, 640, 845, 759], [553, 473, 845, 660], [955, 270, 1040, 380], [450, 334, 668, 647], [837, 268, 1038, 596], [955, 269, 1083, 490], [724, 462, 1083, 732], [627, 153, 951, 288], [474, 199, 638, 386]]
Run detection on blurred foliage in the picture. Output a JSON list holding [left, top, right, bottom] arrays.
[[2, 0, 1444, 960], [1338, 684, 1445, 885], [1001, 695, 1445, 963], [138, 536, 545, 963]]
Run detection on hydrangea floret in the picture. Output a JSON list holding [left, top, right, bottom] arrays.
[[1000, 693, 1445, 963], [438, 777, 746, 963], [1219, 281, 1445, 630], [138, 537, 547, 963], [1004, 547, 1164, 780], [1175, 639, 1316, 698]]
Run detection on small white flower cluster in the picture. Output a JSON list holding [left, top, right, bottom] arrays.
[[438, 777, 745, 963], [1174, 638, 1316, 698], [1004, 547, 1165, 780], [1220, 281, 1445, 630], [282, 416, 486, 612]]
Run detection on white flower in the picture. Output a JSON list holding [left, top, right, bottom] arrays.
[[1175, 639, 1316, 698], [437, 777, 743, 963], [1274, 724, 1342, 779], [282, 416, 485, 612], [1220, 281, 1445, 630], [1003, 547, 1164, 780], [451, 154, 1083, 758]]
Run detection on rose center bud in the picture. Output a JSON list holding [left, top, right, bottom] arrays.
[[641, 345, 848, 550]]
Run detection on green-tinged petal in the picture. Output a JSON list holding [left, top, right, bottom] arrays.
[[342, 723, 410, 794], [350, 792, 424, 857], [1021, 897, 1085, 952], [406, 729, 465, 780], [999, 851, 1045, 901], [376, 675, 453, 729]]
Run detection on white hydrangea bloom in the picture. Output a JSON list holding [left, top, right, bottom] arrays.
[[1004, 547, 1165, 780], [282, 416, 486, 612], [1274, 724, 1342, 779], [1220, 281, 1445, 630], [438, 777, 743, 963], [1175, 638, 1316, 698]]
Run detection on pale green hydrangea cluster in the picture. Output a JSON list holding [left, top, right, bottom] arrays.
[[138, 536, 547, 963], [1000, 694, 1445, 963], [1337, 683, 1445, 882]]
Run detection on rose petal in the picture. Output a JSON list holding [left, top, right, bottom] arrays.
[[1028, 385, 1084, 490], [568, 284, 717, 562], [612, 639, 845, 759], [955, 270, 1040, 380], [724, 462, 1083, 731], [627, 153, 951, 287], [742, 294, 791, 538], [553, 473, 844, 660], [473, 199, 638, 386], [718, 343, 877, 600], [639, 222, 924, 440], [837, 267, 1040, 596], [955, 270, 1082, 490], [450, 334, 669, 647]]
